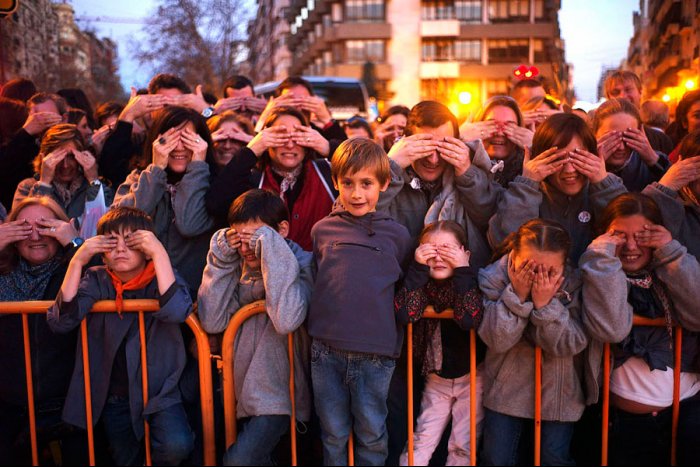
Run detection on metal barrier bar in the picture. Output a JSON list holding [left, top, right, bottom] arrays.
[[406, 307, 478, 466], [534, 347, 542, 466], [138, 311, 152, 466], [0, 300, 215, 466], [601, 316, 682, 466], [221, 300, 298, 465]]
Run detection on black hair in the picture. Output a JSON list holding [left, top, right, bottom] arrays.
[[97, 207, 155, 235], [276, 76, 314, 97], [223, 75, 255, 94], [148, 73, 191, 95], [227, 189, 289, 228]]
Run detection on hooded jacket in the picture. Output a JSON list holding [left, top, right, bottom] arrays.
[[643, 182, 700, 260], [308, 207, 412, 358]]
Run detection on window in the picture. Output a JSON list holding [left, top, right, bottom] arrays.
[[422, 1, 454, 20], [454, 40, 481, 62], [486, 79, 510, 98], [422, 38, 454, 61], [455, 0, 482, 23], [346, 40, 386, 64], [534, 39, 549, 62], [346, 0, 385, 22], [487, 39, 529, 63], [421, 79, 457, 102], [489, 0, 529, 22], [534, 0, 545, 21]]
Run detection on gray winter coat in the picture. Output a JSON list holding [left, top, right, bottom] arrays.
[[643, 182, 700, 260], [488, 174, 627, 263], [197, 226, 312, 421], [377, 140, 502, 269], [113, 162, 215, 294], [478, 256, 602, 422]]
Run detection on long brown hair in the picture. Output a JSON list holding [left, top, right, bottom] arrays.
[[531, 113, 597, 159], [492, 219, 571, 262]]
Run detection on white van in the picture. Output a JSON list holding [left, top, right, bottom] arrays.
[[254, 76, 370, 122]]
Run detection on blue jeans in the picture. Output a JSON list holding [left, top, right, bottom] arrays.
[[223, 415, 289, 466], [480, 408, 575, 466], [311, 339, 396, 466], [101, 396, 194, 466]]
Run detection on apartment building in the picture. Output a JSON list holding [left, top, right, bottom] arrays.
[[625, 0, 699, 105], [246, 0, 293, 83], [278, 0, 570, 111]]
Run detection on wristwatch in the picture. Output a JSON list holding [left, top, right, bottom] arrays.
[[90, 179, 102, 188], [202, 106, 215, 118], [69, 237, 85, 249]]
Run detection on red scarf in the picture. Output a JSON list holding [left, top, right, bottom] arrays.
[[261, 160, 334, 250], [106, 261, 157, 317]]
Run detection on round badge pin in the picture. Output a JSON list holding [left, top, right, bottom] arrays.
[[578, 211, 591, 224]]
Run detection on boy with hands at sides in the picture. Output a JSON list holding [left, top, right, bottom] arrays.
[[308, 138, 412, 466], [47, 207, 194, 466], [197, 189, 313, 466]]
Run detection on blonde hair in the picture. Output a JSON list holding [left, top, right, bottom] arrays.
[[331, 137, 390, 185], [32, 124, 85, 174]]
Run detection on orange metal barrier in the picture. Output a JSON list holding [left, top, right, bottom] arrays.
[[0, 300, 216, 467], [220, 300, 298, 466], [601, 316, 683, 467]]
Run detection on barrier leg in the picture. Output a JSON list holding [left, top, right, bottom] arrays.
[[601, 344, 611, 466], [469, 329, 477, 466], [534, 347, 542, 466], [348, 433, 354, 466], [671, 327, 682, 466], [407, 323, 414, 466], [138, 312, 152, 466], [21, 314, 39, 466], [80, 321, 96, 466], [288, 334, 297, 466]]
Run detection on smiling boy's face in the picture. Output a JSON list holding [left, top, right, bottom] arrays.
[[335, 167, 389, 217], [103, 230, 148, 281]]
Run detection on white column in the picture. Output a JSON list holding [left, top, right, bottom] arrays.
[[387, 0, 422, 106]]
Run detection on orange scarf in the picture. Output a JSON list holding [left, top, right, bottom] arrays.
[[106, 261, 157, 317]]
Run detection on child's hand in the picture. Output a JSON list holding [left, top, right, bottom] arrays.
[[415, 243, 438, 265], [437, 243, 471, 268], [74, 235, 118, 265], [591, 229, 627, 250], [225, 228, 242, 250], [508, 257, 535, 303], [531, 264, 565, 310], [125, 230, 164, 259], [635, 224, 673, 250]]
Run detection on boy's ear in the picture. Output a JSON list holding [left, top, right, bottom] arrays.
[[277, 220, 290, 239], [332, 177, 339, 191], [380, 178, 390, 192]]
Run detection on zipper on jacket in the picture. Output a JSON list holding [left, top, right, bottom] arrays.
[[332, 241, 381, 252]]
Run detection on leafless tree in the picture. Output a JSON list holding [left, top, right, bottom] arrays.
[[132, 0, 251, 96]]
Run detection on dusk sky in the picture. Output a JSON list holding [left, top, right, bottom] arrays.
[[70, 0, 641, 103]]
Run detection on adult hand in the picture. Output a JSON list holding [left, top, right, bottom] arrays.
[[73, 149, 99, 183], [622, 127, 659, 166], [508, 257, 535, 304], [39, 148, 70, 186], [181, 128, 208, 162], [437, 136, 471, 177], [172, 85, 210, 114], [568, 148, 607, 184], [387, 134, 439, 169], [504, 123, 534, 149], [658, 156, 700, 191], [244, 96, 268, 114], [23, 112, 63, 136], [301, 96, 332, 127], [596, 130, 624, 162], [531, 265, 565, 310], [211, 127, 253, 145], [255, 94, 301, 132], [125, 230, 166, 259], [120, 87, 166, 123], [459, 120, 497, 142], [214, 97, 245, 114], [0, 220, 34, 251], [152, 127, 181, 169], [635, 224, 673, 250], [73, 235, 118, 266], [437, 243, 471, 268], [414, 243, 438, 266], [91, 124, 114, 154], [292, 124, 330, 157], [35, 217, 79, 247], [247, 126, 291, 157], [522, 147, 567, 183]]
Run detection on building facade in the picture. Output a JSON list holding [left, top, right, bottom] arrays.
[[625, 0, 700, 105], [246, 0, 293, 84], [274, 0, 570, 112], [0, 1, 121, 103]]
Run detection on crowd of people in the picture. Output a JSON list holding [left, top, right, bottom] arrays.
[[0, 69, 699, 466]]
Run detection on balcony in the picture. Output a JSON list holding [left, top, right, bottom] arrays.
[[421, 20, 461, 37], [458, 22, 556, 39], [420, 62, 461, 79]]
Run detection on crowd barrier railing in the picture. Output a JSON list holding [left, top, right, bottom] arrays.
[[601, 316, 682, 466], [0, 300, 216, 466]]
